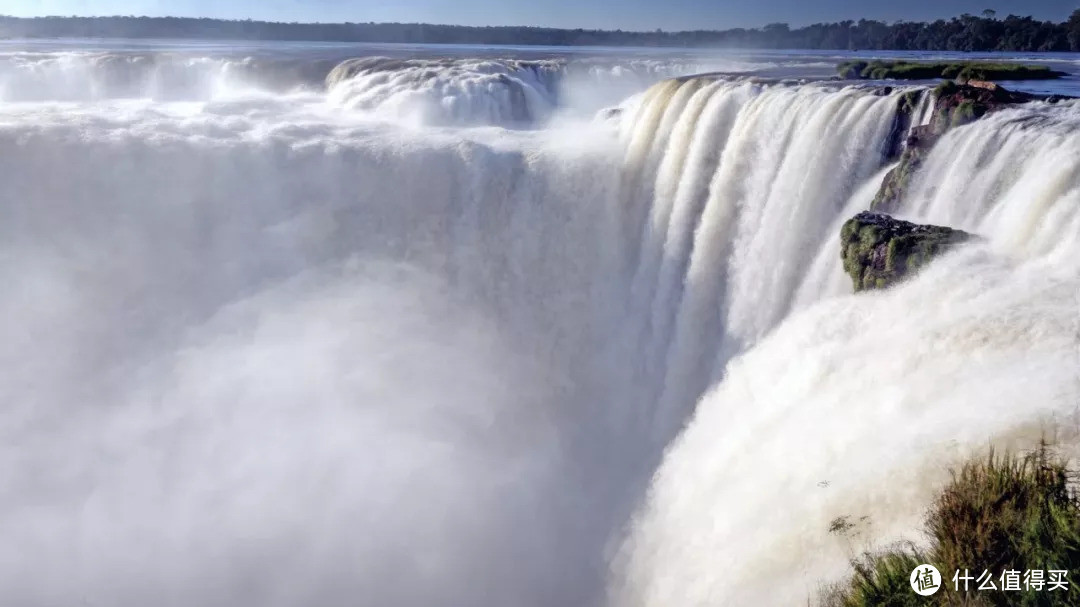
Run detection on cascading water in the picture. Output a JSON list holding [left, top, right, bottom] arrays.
[[611, 79, 906, 442], [0, 51, 334, 101], [613, 98, 1080, 606], [0, 43, 1077, 607], [0, 48, 758, 122], [324, 56, 564, 125], [320, 57, 788, 125]]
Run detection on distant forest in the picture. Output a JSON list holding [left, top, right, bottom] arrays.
[[2, 11, 1080, 52]]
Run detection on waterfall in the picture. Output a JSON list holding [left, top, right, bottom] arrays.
[[325, 57, 564, 125], [0, 51, 337, 101], [1, 49, 1077, 607], [0, 50, 753, 121], [613, 99, 1080, 606], [613, 79, 902, 439]]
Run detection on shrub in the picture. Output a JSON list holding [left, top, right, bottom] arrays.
[[951, 100, 978, 126], [930, 448, 1080, 596], [933, 80, 959, 99], [899, 90, 922, 115], [822, 445, 1080, 606], [957, 66, 982, 83], [822, 549, 929, 607], [837, 60, 870, 79]]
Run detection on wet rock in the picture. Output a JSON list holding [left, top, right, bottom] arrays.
[[597, 107, 623, 121], [965, 79, 1000, 91], [880, 89, 923, 162], [871, 124, 939, 212], [930, 80, 1035, 130], [872, 82, 1038, 212], [841, 211, 973, 292]]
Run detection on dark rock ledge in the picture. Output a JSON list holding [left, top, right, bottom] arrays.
[[841, 211, 973, 292]]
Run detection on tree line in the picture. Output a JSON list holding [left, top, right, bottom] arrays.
[[1, 11, 1079, 51]]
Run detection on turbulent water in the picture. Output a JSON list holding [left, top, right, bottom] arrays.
[[0, 44, 776, 123], [1, 41, 1078, 607]]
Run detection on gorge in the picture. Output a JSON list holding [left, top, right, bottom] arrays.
[[0, 45, 1077, 606]]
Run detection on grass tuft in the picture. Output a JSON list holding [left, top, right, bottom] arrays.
[[930, 447, 1080, 584], [821, 444, 1080, 606]]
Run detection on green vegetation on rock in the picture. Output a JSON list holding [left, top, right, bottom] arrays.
[[838, 60, 1064, 81], [871, 81, 1040, 211], [952, 99, 978, 127], [871, 124, 937, 211], [898, 89, 922, 115], [932, 79, 959, 99], [822, 445, 1080, 606], [841, 212, 971, 292]]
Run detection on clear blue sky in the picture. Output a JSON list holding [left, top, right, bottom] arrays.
[[4, 0, 1078, 31]]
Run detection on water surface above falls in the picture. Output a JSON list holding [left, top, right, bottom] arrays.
[[2, 39, 1078, 105]]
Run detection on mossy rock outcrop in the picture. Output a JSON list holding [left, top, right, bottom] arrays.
[[930, 79, 1036, 130], [879, 89, 923, 162], [872, 124, 939, 210], [871, 81, 1037, 212], [841, 211, 972, 292]]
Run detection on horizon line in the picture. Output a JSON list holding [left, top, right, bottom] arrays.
[[0, 11, 1066, 36]]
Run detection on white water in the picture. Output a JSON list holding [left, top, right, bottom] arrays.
[[0, 49, 759, 124], [615, 99, 1080, 605], [324, 56, 742, 125], [325, 56, 564, 125], [0, 51, 310, 101], [1, 46, 1078, 607]]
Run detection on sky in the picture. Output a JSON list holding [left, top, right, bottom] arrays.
[[4, 0, 1078, 31]]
